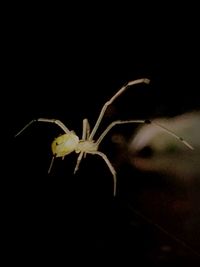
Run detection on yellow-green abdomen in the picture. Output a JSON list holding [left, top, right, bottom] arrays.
[[51, 132, 79, 157]]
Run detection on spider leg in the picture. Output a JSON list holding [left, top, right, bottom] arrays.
[[97, 120, 146, 146], [89, 78, 150, 140], [82, 118, 91, 158], [15, 118, 70, 137], [74, 152, 84, 174], [86, 119, 91, 140], [96, 119, 194, 150], [82, 118, 90, 140], [48, 155, 56, 174], [89, 151, 117, 196], [74, 119, 90, 173], [151, 121, 194, 150]]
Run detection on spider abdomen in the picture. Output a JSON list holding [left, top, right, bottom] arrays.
[[51, 132, 79, 157]]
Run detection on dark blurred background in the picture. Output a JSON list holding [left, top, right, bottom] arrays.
[[4, 2, 200, 265]]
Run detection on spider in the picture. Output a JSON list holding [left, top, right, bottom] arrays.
[[15, 78, 193, 196]]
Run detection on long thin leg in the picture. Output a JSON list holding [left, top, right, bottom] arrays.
[[82, 119, 87, 140], [89, 151, 117, 196], [89, 78, 150, 140], [74, 118, 90, 173], [86, 119, 91, 140], [96, 119, 194, 150], [82, 118, 91, 158], [15, 118, 70, 137], [152, 120, 194, 150], [73, 118, 88, 173], [96, 120, 146, 146], [74, 152, 84, 174], [48, 155, 55, 174], [82, 118, 90, 140]]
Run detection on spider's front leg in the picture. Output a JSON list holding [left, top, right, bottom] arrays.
[[74, 118, 91, 174], [82, 118, 91, 141]]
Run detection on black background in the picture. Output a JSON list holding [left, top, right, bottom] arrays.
[[4, 3, 200, 265]]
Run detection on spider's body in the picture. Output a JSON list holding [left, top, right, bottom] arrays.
[[15, 78, 193, 196], [52, 129, 99, 157], [52, 132, 80, 157]]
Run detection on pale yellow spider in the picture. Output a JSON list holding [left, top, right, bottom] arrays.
[[15, 78, 193, 196]]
